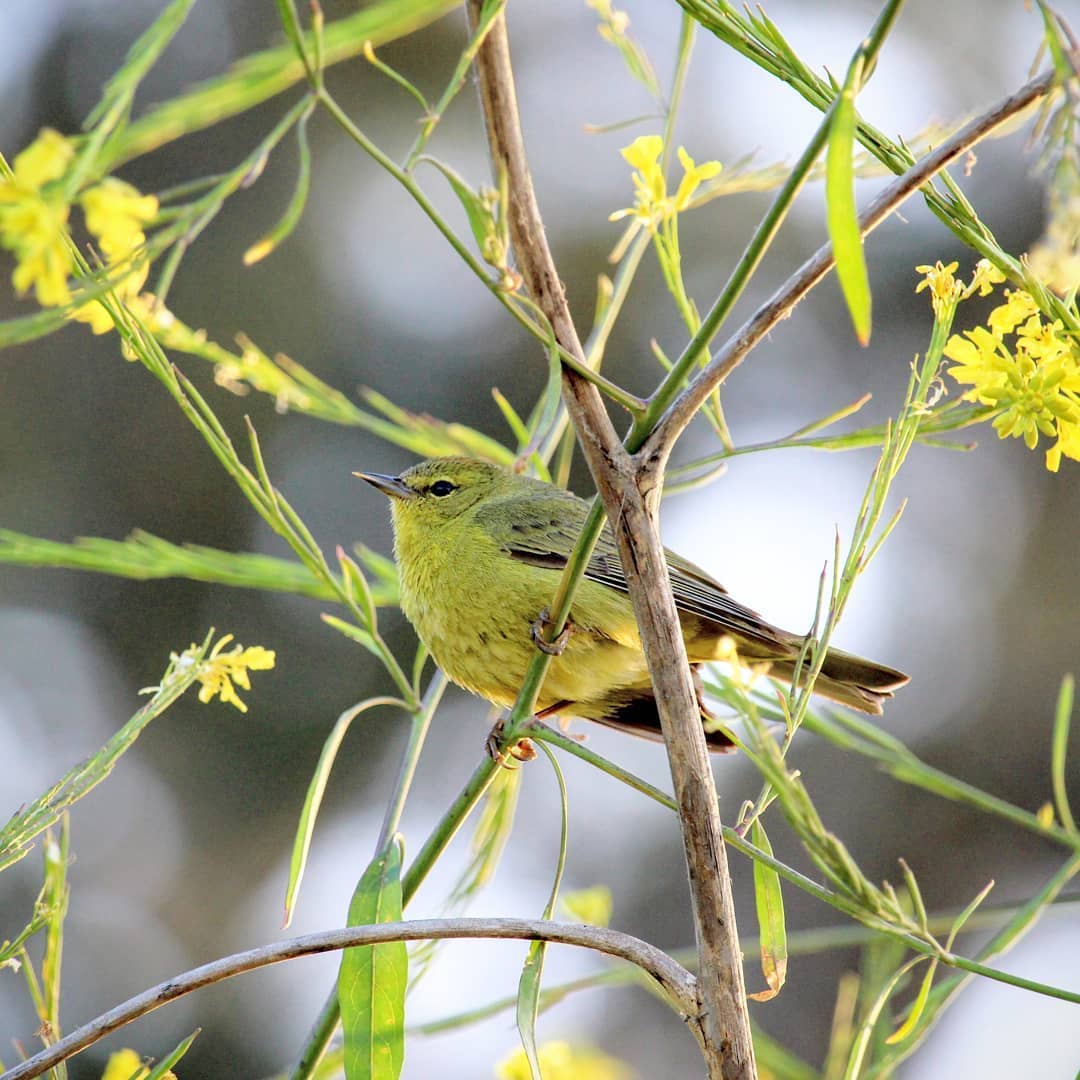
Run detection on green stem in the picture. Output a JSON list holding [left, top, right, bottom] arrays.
[[317, 89, 644, 416], [642, 0, 906, 436], [289, 672, 453, 1079], [376, 674, 448, 850]]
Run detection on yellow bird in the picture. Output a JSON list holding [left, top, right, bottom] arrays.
[[359, 458, 908, 751]]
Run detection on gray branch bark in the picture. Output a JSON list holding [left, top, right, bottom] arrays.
[[1, 918, 696, 1080], [467, 4, 756, 1076]]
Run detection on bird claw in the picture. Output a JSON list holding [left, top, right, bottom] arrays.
[[484, 718, 537, 768], [530, 608, 573, 655]]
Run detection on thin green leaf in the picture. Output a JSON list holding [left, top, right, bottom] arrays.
[[70, 0, 196, 192], [1051, 674, 1076, 834], [321, 613, 380, 658], [826, 54, 871, 344], [363, 40, 430, 112], [749, 818, 788, 1001], [898, 859, 928, 935], [284, 698, 406, 928], [884, 958, 937, 1046], [944, 879, 996, 953], [516, 940, 547, 1080], [0, 528, 355, 603], [39, 819, 70, 1040], [105, 0, 462, 169], [1036, 2, 1076, 83], [337, 547, 378, 630], [243, 102, 316, 265], [340, 837, 408, 1080], [844, 957, 926, 1079], [0, 636, 209, 872], [275, 0, 316, 81], [145, 1029, 201, 1079], [492, 388, 532, 450], [418, 157, 497, 260], [516, 743, 570, 1079]]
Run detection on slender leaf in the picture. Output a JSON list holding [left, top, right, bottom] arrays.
[[145, 1029, 201, 1079], [844, 957, 926, 1080], [749, 817, 788, 1001], [0, 637, 209, 872], [284, 698, 406, 928], [106, 0, 462, 169], [516, 744, 569, 1079], [339, 838, 408, 1080], [884, 958, 936, 1045], [39, 820, 71, 1045], [826, 52, 871, 344], [243, 102, 316, 265], [1051, 674, 1076, 834]]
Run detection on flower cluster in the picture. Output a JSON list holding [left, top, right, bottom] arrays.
[[0, 127, 159, 332], [609, 134, 721, 232], [925, 263, 1080, 471], [171, 634, 277, 714], [0, 129, 75, 305], [914, 258, 1003, 318]]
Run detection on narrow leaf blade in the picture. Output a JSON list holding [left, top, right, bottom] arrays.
[[826, 56, 872, 345], [748, 818, 788, 1001], [339, 838, 408, 1080]]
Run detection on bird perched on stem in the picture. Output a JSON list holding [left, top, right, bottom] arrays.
[[359, 458, 908, 752]]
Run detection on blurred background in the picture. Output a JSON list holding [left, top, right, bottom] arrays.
[[1, 0, 1078, 1076]]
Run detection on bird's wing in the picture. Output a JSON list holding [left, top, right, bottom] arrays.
[[478, 494, 790, 650]]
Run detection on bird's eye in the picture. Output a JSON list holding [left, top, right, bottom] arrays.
[[429, 480, 457, 497]]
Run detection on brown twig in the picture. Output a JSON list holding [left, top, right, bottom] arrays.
[[642, 67, 1058, 466], [467, 4, 756, 1076], [1, 918, 696, 1080]]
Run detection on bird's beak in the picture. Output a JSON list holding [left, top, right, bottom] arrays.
[[354, 471, 418, 500]]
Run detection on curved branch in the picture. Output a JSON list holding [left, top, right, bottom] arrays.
[[643, 67, 1057, 463], [2, 918, 695, 1080]]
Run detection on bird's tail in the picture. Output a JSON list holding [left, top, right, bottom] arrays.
[[767, 646, 909, 715]]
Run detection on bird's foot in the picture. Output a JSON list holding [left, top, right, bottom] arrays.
[[484, 718, 537, 768], [530, 608, 574, 655]]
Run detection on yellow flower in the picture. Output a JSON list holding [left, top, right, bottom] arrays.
[[175, 634, 276, 713], [915, 259, 1006, 318], [968, 258, 1006, 297], [609, 135, 721, 231], [943, 287, 1080, 470], [101, 1048, 176, 1080], [559, 885, 613, 927], [0, 128, 76, 305], [70, 177, 158, 333], [80, 177, 158, 261], [673, 146, 722, 211], [914, 260, 961, 317], [8, 128, 74, 189], [986, 288, 1038, 337], [1047, 417, 1080, 472], [495, 1041, 634, 1080]]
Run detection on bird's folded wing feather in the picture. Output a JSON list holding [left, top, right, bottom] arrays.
[[477, 494, 791, 650]]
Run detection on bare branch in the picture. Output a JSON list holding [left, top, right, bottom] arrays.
[[467, 5, 756, 1076], [643, 68, 1057, 464], [2, 918, 696, 1080]]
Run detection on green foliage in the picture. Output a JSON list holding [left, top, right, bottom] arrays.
[[1, 0, 1078, 1077], [339, 840, 408, 1080]]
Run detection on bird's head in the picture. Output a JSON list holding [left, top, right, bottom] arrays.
[[356, 457, 518, 531]]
